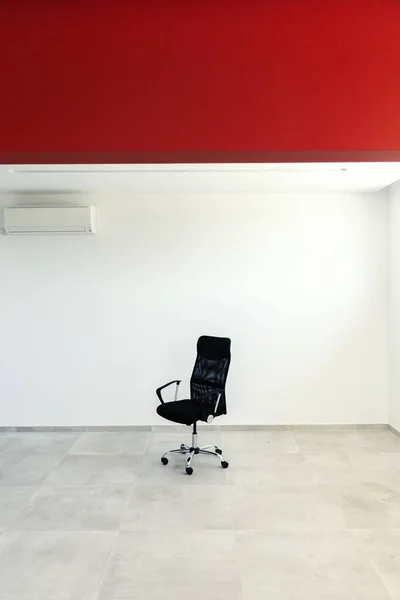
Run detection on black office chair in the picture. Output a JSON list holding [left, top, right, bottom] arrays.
[[156, 335, 231, 475]]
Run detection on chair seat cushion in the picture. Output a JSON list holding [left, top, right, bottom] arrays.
[[156, 399, 204, 426]]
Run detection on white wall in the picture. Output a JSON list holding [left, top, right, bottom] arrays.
[[0, 191, 389, 426], [389, 183, 400, 431]]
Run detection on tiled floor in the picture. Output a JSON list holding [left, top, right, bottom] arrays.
[[0, 428, 400, 599]]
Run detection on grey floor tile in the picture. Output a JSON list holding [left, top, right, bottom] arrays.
[[232, 485, 346, 531], [69, 431, 150, 455], [0, 452, 66, 486], [241, 582, 390, 599], [0, 433, 78, 487], [294, 430, 400, 455], [0, 530, 116, 600], [293, 431, 371, 454], [3, 429, 400, 600], [10, 485, 132, 531], [357, 530, 400, 598], [327, 483, 400, 529], [98, 581, 243, 600], [221, 430, 298, 454], [122, 484, 234, 531], [347, 451, 400, 470], [45, 454, 141, 486], [99, 530, 240, 597], [303, 452, 352, 470], [0, 487, 36, 528], [314, 466, 400, 487], [0, 432, 78, 458], [305, 451, 400, 486], [356, 431, 400, 452], [230, 454, 317, 486], [238, 531, 390, 599]]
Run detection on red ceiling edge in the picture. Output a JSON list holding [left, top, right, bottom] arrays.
[[2, 2, 400, 163], [2, 150, 400, 166]]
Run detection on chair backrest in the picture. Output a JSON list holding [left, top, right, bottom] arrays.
[[190, 336, 231, 416]]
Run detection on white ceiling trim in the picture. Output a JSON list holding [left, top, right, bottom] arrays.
[[1, 163, 400, 194]]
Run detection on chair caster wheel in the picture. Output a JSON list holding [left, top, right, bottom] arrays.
[[161, 457, 168, 465], [221, 461, 229, 469], [215, 448, 223, 455], [186, 467, 193, 475]]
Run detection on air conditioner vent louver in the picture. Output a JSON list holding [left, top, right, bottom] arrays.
[[2, 206, 96, 235]]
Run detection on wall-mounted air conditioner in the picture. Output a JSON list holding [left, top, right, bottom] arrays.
[[2, 205, 96, 235]]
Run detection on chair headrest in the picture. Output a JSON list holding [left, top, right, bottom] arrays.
[[197, 336, 231, 360]]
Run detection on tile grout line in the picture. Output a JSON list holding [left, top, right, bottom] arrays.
[[367, 556, 394, 599], [289, 429, 302, 455], [93, 530, 120, 600]]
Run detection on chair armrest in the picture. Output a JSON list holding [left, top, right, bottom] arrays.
[[156, 380, 182, 404]]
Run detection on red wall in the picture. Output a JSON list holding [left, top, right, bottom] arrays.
[[1, 1, 400, 164]]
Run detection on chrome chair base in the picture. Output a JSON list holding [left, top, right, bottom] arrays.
[[160, 433, 229, 475]]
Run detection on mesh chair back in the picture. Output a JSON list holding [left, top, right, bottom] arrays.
[[190, 336, 231, 416]]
